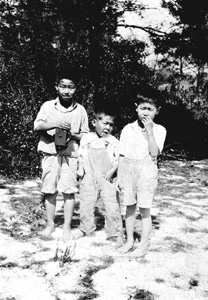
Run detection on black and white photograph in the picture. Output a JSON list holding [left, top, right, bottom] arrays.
[[0, 1, 208, 299]]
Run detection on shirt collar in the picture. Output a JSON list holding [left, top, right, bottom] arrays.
[[92, 132, 114, 143], [83, 132, 114, 146], [54, 97, 77, 112]]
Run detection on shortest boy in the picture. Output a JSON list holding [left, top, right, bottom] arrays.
[[75, 100, 123, 246], [118, 86, 166, 258]]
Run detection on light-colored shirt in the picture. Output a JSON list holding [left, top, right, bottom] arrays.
[[119, 121, 166, 160], [78, 132, 119, 166], [34, 97, 89, 157]]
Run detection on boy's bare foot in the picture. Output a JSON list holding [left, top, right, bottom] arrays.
[[39, 226, 55, 238], [106, 235, 124, 248], [117, 241, 134, 254], [62, 225, 72, 242], [129, 242, 149, 259], [73, 229, 86, 240]]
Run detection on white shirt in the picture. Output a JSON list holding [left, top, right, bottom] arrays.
[[34, 97, 89, 156], [78, 132, 119, 166], [119, 121, 166, 160]]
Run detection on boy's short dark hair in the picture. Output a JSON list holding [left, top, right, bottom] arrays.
[[56, 68, 80, 85], [93, 97, 117, 119], [135, 85, 162, 108]]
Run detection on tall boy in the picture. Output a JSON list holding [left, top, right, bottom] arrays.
[[75, 101, 123, 246], [34, 71, 89, 241], [118, 86, 166, 257]]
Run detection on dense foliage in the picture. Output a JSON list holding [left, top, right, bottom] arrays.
[[150, 0, 208, 159], [1, 0, 208, 178], [0, 0, 149, 178]]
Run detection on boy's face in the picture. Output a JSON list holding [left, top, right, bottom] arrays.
[[56, 79, 76, 103], [92, 114, 114, 138], [135, 102, 159, 123]]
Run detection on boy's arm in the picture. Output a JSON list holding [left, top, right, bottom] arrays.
[[34, 103, 71, 133], [142, 117, 159, 158], [70, 132, 86, 142], [146, 131, 159, 158], [77, 135, 88, 180], [77, 160, 85, 179], [35, 110, 89, 141], [70, 108, 89, 142], [103, 163, 118, 182], [35, 120, 71, 132], [103, 138, 119, 182]]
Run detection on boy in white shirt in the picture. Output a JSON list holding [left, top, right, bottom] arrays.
[[75, 101, 123, 246], [34, 71, 89, 241], [118, 87, 166, 258]]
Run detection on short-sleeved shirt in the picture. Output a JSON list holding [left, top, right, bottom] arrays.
[[34, 97, 89, 157], [119, 121, 166, 160], [78, 132, 119, 167]]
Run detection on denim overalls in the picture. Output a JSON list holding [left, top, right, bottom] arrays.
[[79, 143, 123, 238]]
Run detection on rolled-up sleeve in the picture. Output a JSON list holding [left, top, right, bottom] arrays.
[[117, 126, 129, 157], [34, 103, 48, 130], [79, 108, 89, 134], [154, 125, 167, 153]]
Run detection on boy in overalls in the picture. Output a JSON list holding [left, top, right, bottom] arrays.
[[75, 101, 123, 246]]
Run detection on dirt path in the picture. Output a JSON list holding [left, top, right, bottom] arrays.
[[0, 160, 208, 300]]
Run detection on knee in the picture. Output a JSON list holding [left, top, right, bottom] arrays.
[[139, 207, 150, 219], [126, 203, 137, 216], [45, 193, 57, 204]]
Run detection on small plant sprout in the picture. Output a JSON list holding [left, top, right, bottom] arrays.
[[54, 238, 76, 266], [189, 278, 199, 289]]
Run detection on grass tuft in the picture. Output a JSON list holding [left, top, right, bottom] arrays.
[[189, 278, 199, 289], [155, 278, 165, 283], [163, 236, 194, 252], [0, 195, 46, 241], [128, 289, 155, 300], [78, 257, 114, 300]]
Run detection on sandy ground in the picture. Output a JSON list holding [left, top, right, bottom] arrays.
[[0, 160, 208, 300]]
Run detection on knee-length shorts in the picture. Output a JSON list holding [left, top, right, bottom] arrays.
[[41, 155, 78, 194], [118, 157, 158, 209]]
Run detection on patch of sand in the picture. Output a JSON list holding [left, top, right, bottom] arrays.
[[0, 160, 208, 299]]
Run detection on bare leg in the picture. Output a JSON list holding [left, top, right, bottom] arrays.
[[62, 193, 75, 241], [40, 193, 57, 237], [130, 207, 151, 258], [115, 235, 124, 248], [140, 207, 151, 245], [118, 203, 136, 254]]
